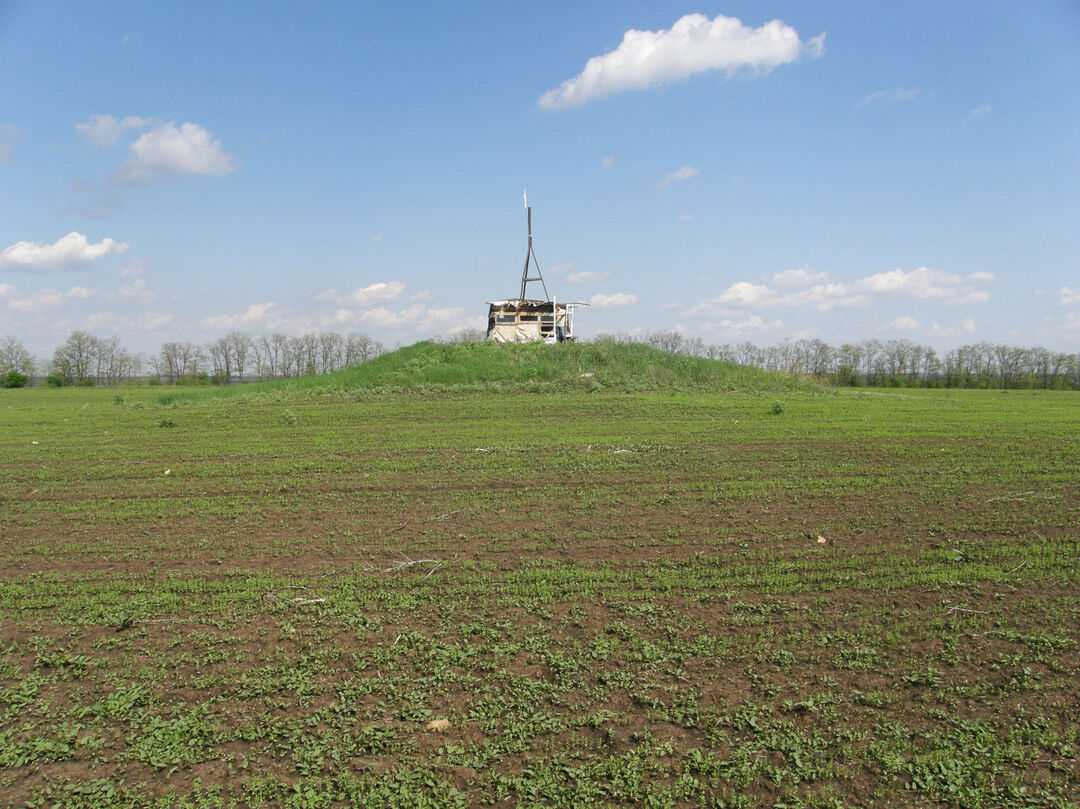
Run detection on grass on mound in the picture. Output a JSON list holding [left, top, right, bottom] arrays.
[[176, 340, 823, 403]]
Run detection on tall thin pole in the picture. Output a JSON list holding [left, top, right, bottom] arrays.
[[519, 198, 549, 301]]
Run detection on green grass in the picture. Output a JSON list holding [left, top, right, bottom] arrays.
[[0, 383, 1077, 807], [166, 341, 824, 403]]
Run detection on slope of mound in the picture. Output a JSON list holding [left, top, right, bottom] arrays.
[[318, 340, 819, 394]]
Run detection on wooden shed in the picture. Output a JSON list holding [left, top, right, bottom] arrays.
[[485, 193, 586, 344]]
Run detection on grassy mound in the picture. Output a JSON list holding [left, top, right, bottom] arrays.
[[292, 340, 818, 396], [165, 340, 821, 403]]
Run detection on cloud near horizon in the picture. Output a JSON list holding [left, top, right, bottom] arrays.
[[701, 315, 783, 337], [315, 282, 406, 306], [0, 232, 129, 272], [590, 292, 638, 308], [539, 13, 824, 110], [688, 267, 994, 316]]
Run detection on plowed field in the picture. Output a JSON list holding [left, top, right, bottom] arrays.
[[1, 387, 1077, 807]]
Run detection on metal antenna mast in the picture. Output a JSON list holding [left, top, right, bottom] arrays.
[[519, 189, 549, 300]]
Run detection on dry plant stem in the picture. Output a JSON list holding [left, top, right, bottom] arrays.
[[984, 491, 1035, 503]]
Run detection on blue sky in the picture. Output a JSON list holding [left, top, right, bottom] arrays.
[[2, 1, 1079, 357]]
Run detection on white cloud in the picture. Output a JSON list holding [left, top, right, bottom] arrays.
[[772, 268, 830, 287], [0, 123, 16, 162], [0, 232, 129, 272], [1060, 286, 1080, 306], [859, 87, 921, 106], [590, 292, 638, 308], [546, 262, 577, 276], [855, 267, 992, 303], [885, 315, 921, 331], [199, 302, 282, 331], [687, 266, 993, 318], [118, 278, 154, 303], [75, 114, 151, 147], [701, 315, 783, 336], [678, 213, 694, 222], [315, 281, 406, 306], [8, 288, 65, 312], [930, 318, 976, 337], [969, 104, 992, 119], [0, 278, 157, 314], [601, 155, 615, 168], [111, 122, 236, 185], [656, 166, 700, 187], [347, 303, 468, 331], [538, 13, 824, 110], [566, 270, 612, 284]]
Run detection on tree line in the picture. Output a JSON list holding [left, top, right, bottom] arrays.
[[595, 332, 1080, 389], [0, 331, 385, 387], [2, 329, 1078, 389]]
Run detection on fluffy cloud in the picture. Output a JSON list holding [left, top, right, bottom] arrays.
[[1060, 286, 1080, 306], [885, 316, 921, 331], [199, 302, 282, 331], [601, 155, 615, 168], [856, 267, 992, 302], [930, 318, 976, 337], [1, 279, 155, 312], [656, 166, 700, 187], [539, 13, 824, 110], [7, 288, 65, 312], [315, 282, 406, 306], [590, 292, 638, 308], [0, 232, 129, 272], [75, 114, 151, 147], [345, 303, 468, 331], [701, 315, 783, 336], [0, 123, 16, 162], [112, 122, 236, 185], [772, 268, 830, 287], [969, 104, 993, 119], [688, 267, 994, 317]]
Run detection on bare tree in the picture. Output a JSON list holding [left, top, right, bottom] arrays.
[[52, 331, 100, 385], [207, 337, 233, 383], [345, 332, 383, 365], [318, 331, 345, 373], [227, 332, 253, 381], [647, 330, 684, 354], [1, 336, 37, 381]]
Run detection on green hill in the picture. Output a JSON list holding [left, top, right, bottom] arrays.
[[300, 340, 818, 395], [163, 340, 820, 403]]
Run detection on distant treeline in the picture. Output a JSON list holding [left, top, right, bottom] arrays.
[[2, 329, 1078, 389], [0, 331, 386, 387], [594, 331, 1080, 390]]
